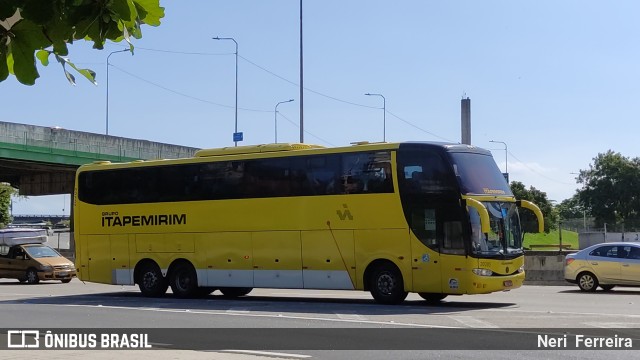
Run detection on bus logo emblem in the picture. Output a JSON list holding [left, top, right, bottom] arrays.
[[336, 204, 353, 221]]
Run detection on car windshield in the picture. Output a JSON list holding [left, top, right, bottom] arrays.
[[469, 202, 523, 257], [24, 245, 60, 258]]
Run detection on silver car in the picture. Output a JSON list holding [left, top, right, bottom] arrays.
[[564, 241, 640, 291]]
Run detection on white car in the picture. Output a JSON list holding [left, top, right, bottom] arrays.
[[564, 242, 640, 291]]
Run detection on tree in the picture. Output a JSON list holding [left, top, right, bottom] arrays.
[[577, 150, 640, 228], [0, 0, 164, 85], [0, 183, 17, 227], [510, 181, 556, 233], [557, 194, 587, 220]]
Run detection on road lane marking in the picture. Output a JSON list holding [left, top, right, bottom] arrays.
[[226, 307, 250, 313], [335, 312, 366, 321], [448, 315, 498, 328], [60, 304, 455, 328], [222, 350, 311, 358]]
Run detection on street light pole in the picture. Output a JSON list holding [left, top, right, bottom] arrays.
[[274, 99, 294, 143], [365, 93, 386, 142], [489, 140, 508, 174], [299, 0, 304, 143], [213, 36, 239, 146], [106, 49, 129, 135]]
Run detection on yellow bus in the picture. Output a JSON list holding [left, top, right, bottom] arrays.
[[74, 141, 543, 304]]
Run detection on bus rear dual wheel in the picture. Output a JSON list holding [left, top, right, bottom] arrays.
[[137, 262, 168, 297]]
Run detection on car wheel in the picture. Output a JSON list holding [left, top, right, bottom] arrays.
[[577, 272, 599, 292], [169, 262, 199, 298], [600, 285, 615, 291], [25, 268, 40, 284], [369, 263, 408, 305], [61, 279, 72, 284], [137, 262, 168, 297], [419, 293, 447, 303]]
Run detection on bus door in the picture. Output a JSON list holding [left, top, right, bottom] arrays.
[[409, 208, 442, 293]]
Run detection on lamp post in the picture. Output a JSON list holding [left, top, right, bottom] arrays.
[[364, 93, 386, 142], [213, 36, 239, 146], [299, 0, 304, 143], [275, 99, 294, 143], [489, 140, 508, 174], [106, 49, 129, 135]]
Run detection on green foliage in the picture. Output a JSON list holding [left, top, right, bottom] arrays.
[[0, 0, 165, 85], [577, 150, 640, 228], [557, 194, 587, 219], [0, 183, 17, 227], [510, 180, 557, 233]]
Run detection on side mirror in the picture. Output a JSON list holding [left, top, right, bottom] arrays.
[[517, 200, 545, 233], [464, 198, 490, 234]]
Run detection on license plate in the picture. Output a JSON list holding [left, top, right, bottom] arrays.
[[59, 272, 68, 277], [503, 280, 513, 287]]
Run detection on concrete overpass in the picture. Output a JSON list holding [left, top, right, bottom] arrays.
[[0, 121, 199, 195]]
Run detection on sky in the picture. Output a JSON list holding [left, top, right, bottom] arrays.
[[4, 1, 639, 215]]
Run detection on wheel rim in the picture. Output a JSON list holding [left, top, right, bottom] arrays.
[[175, 270, 191, 292], [143, 271, 158, 289], [27, 271, 37, 283], [580, 275, 594, 290], [376, 272, 396, 295]]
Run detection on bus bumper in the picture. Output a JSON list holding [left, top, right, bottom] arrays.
[[468, 271, 525, 294]]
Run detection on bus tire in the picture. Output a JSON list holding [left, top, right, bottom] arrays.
[[369, 263, 407, 305], [419, 293, 447, 303], [220, 287, 253, 297], [169, 262, 199, 298], [137, 262, 168, 297], [25, 268, 40, 284]]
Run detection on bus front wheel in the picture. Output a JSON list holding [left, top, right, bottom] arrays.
[[137, 262, 168, 297], [419, 293, 447, 303], [169, 262, 199, 298], [369, 263, 408, 305], [220, 287, 253, 297]]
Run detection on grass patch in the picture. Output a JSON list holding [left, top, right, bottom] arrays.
[[523, 229, 578, 250]]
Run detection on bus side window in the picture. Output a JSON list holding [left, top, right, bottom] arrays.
[[306, 155, 339, 195]]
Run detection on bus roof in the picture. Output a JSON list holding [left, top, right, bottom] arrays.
[[77, 141, 491, 171]]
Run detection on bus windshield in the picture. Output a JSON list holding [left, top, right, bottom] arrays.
[[469, 202, 523, 257], [449, 152, 512, 196]]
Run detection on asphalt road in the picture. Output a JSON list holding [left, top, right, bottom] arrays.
[[0, 279, 638, 359]]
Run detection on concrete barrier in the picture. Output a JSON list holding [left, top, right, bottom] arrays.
[[523, 250, 573, 285]]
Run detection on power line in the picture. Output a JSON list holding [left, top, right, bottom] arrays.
[[109, 64, 270, 113], [385, 110, 455, 143], [507, 150, 575, 185], [114, 45, 453, 142], [278, 112, 336, 146]]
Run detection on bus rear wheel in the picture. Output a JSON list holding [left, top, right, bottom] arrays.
[[369, 263, 407, 305], [137, 262, 168, 297], [169, 262, 199, 298], [220, 287, 253, 297]]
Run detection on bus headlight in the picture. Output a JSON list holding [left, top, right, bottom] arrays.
[[472, 268, 493, 276]]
